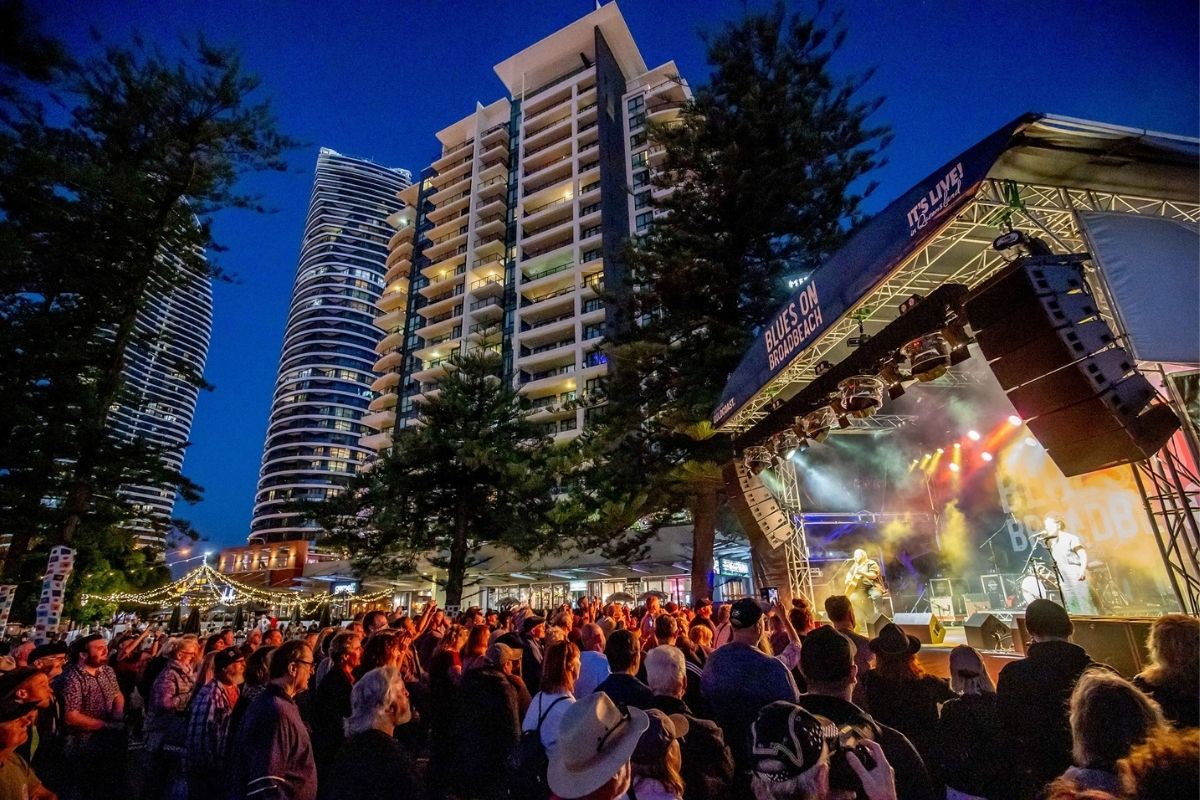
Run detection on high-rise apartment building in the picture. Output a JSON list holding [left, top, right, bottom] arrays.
[[250, 149, 411, 544], [363, 3, 688, 446], [111, 261, 214, 550]]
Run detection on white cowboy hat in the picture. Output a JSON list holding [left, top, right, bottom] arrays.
[[547, 692, 649, 799]]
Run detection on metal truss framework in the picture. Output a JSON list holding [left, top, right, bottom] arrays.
[[773, 457, 816, 605], [725, 180, 1200, 611], [1132, 439, 1200, 615]]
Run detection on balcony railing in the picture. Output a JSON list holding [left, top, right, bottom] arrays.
[[524, 195, 572, 218], [522, 336, 575, 356], [523, 214, 572, 240], [522, 284, 575, 307], [524, 261, 574, 281], [470, 275, 503, 291], [522, 238, 574, 262], [522, 310, 574, 332], [523, 363, 575, 384], [524, 131, 572, 159], [469, 296, 502, 313]]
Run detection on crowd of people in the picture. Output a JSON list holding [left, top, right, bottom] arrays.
[[0, 593, 1193, 800]]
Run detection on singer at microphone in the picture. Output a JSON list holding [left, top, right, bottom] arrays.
[[1036, 514, 1098, 615]]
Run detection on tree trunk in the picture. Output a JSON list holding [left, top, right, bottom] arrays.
[[690, 485, 718, 602], [444, 500, 470, 607]]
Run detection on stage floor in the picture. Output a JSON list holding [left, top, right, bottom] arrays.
[[913, 626, 1022, 683]]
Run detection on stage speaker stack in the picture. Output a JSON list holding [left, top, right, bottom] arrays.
[[963, 612, 1011, 651], [964, 255, 1179, 476], [1069, 617, 1156, 677], [892, 612, 946, 645], [865, 611, 892, 638], [724, 461, 794, 605]]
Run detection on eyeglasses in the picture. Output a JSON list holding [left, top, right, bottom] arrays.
[[596, 707, 631, 754]]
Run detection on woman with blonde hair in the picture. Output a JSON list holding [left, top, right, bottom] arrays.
[[1059, 670, 1167, 794], [630, 708, 688, 799], [936, 645, 1001, 800], [687, 623, 713, 658], [1133, 613, 1198, 728]]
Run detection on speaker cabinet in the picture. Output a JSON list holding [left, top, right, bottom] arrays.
[[965, 256, 1179, 477], [725, 461, 795, 607], [865, 611, 891, 638], [963, 612, 1011, 651], [893, 612, 945, 645], [1069, 617, 1156, 678]]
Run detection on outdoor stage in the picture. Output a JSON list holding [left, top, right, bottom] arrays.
[[715, 114, 1200, 632]]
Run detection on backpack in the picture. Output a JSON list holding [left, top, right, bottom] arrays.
[[509, 694, 569, 800]]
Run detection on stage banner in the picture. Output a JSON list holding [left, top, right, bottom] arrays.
[[712, 114, 1035, 428], [34, 546, 75, 644], [0, 585, 17, 630]]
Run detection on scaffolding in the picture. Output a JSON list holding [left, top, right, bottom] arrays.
[[772, 457, 816, 605]]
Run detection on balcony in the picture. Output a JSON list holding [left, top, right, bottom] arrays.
[[412, 355, 454, 383], [468, 321, 501, 340], [416, 309, 461, 339], [521, 211, 573, 246], [523, 138, 573, 177], [370, 371, 400, 393], [524, 194, 573, 219], [422, 245, 468, 278], [476, 213, 505, 238], [433, 138, 474, 171], [429, 154, 473, 190], [520, 362, 576, 388], [361, 409, 395, 431], [367, 392, 397, 413], [521, 282, 577, 308], [646, 98, 685, 121], [384, 260, 411, 286], [524, 126, 572, 160], [523, 86, 573, 126], [480, 121, 510, 147], [521, 259, 575, 284], [523, 170, 572, 199], [426, 190, 472, 224], [372, 350, 402, 373], [470, 275, 504, 296], [374, 330, 404, 354], [469, 296, 503, 316], [519, 308, 575, 335], [359, 430, 393, 452], [477, 175, 507, 203], [376, 288, 408, 314], [373, 308, 404, 331], [521, 235, 574, 264], [412, 330, 461, 362], [388, 224, 416, 250]]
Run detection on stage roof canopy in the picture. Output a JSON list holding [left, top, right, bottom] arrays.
[[713, 113, 1199, 444]]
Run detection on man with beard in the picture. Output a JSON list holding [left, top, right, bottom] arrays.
[[185, 648, 246, 800], [57, 633, 126, 799]]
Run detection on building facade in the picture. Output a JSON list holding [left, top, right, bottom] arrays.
[[249, 149, 411, 544], [111, 259, 214, 550], [362, 2, 689, 443]]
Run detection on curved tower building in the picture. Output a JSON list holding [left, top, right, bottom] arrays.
[[112, 259, 214, 550], [250, 149, 411, 544]]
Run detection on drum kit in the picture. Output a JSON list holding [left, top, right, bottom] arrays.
[[1015, 559, 1127, 610]]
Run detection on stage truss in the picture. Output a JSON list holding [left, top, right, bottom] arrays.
[[773, 457, 816, 606], [726, 179, 1200, 614]]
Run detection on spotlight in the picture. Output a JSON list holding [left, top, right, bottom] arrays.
[[878, 359, 909, 400], [1024, 437, 1038, 447], [948, 462, 961, 473], [776, 429, 802, 459], [837, 375, 885, 419], [815, 360, 835, 376], [901, 332, 951, 382], [743, 446, 773, 476], [953, 442, 961, 449], [981, 452, 993, 462], [1008, 415, 1022, 426], [967, 430, 981, 441], [936, 448, 944, 455], [801, 406, 838, 443], [898, 294, 924, 314]]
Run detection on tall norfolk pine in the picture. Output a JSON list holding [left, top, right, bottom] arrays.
[[585, 4, 890, 600]]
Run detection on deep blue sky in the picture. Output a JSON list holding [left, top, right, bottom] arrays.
[[35, 1, 1198, 551]]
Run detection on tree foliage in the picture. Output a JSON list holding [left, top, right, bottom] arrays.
[[304, 350, 570, 606], [582, 3, 890, 599], [0, 2, 295, 611]]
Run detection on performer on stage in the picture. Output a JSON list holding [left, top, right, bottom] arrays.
[[1033, 514, 1098, 615], [844, 548, 888, 628]]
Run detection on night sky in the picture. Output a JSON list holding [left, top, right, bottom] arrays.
[[34, 1, 1199, 553]]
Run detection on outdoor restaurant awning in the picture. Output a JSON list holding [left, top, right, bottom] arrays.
[[712, 112, 1200, 437]]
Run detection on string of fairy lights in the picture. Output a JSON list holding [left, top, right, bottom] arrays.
[[80, 562, 396, 615]]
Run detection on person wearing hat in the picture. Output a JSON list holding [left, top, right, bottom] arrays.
[[995, 599, 1110, 800], [184, 647, 245, 799], [748, 700, 897, 800], [700, 597, 799, 790], [0, 698, 50, 800], [446, 641, 524, 799], [859, 622, 954, 773], [547, 692, 650, 800], [795, 626, 936, 800], [630, 707, 689, 799], [22, 644, 68, 793], [519, 613, 547, 696]]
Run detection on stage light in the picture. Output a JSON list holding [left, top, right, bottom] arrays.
[[776, 429, 802, 459], [967, 430, 981, 441], [901, 332, 951, 381], [801, 406, 838, 443], [898, 294, 924, 314], [838, 375, 884, 419], [815, 360, 835, 376], [743, 446, 773, 476], [953, 442, 961, 449], [948, 462, 960, 473], [936, 448, 944, 455], [878, 360, 909, 400], [981, 452, 993, 462], [1008, 415, 1022, 426], [1025, 437, 1038, 447]]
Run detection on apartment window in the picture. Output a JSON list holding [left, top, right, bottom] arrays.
[[631, 170, 650, 190], [627, 95, 645, 113], [630, 151, 648, 168], [629, 131, 647, 149], [634, 191, 651, 210], [635, 212, 653, 232], [583, 324, 604, 340], [628, 112, 646, 130]]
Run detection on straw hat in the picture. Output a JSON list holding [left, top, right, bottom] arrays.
[[547, 692, 649, 799]]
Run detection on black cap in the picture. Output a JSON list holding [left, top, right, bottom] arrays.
[[1025, 599, 1072, 638], [730, 597, 764, 629], [29, 642, 68, 663], [214, 648, 246, 673], [799, 625, 855, 683], [750, 702, 832, 780]]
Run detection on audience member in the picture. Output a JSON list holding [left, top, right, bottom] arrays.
[[449, 643, 522, 799], [630, 708, 687, 800], [322, 666, 419, 800], [1131, 613, 1198, 728], [546, 692, 649, 800], [824, 595, 872, 705], [574, 623, 610, 698], [595, 630, 655, 709], [935, 645, 1000, 800], [1118, 726, 1198, 800]]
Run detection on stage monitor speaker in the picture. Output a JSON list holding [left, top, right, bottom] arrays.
[[962, 593, 992, 616], [893, 612, 945, 645], [964, 257, 1180, 477], [865, 611, 891, 638], [1068, 617, 1155, 678], [963, 612, 1011, 652]]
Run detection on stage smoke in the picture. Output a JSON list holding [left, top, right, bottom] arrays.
[[939, 500, 971, 570]]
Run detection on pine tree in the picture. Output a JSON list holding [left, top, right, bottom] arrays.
[[306, 350, 569, 606], [0, 4, 295, 600], [589, 3, 890, 600]]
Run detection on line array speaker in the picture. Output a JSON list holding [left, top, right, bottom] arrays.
[[965, 256, 1179, 476]]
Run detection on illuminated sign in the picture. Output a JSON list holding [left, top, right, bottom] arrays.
[[717, 559, 750, 577], [331, 582, 359, 596]]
